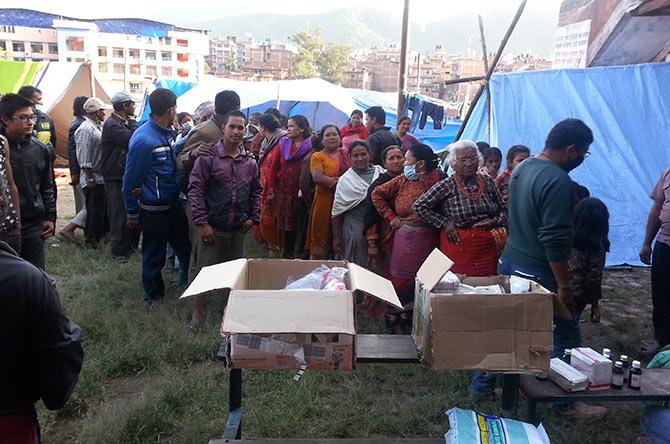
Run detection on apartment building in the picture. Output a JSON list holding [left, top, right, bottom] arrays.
[[207, 36, 296, 80], [0, 8, 208, 99]]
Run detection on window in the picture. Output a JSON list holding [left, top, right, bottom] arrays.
[[98, 62, 108, 73], [177, 53, 188, 62], [160, 37, 172, 45], [48, 43, 58, 54], [113, 48, 124, 59], [98, 46, 107, 57], [145, 50, 156, 61], [176, 38, 188, 47], [12, 41, 25, 52], [30, 42, 43, 53], [145, 65, 157, 77], [129, 64, 140, 75], [161, 66, 172, 77], [113, 63, 124, 74], [1, 26, 16, 33], [161, 51, 172, 61], [0, 41, 5, 51], [177, 67, 189, 77], [129, 49, 139, 59], [129, 82, 143, 93], [66, 36, 84, 52]]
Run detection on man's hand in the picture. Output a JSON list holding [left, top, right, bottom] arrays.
[[126, 218, 140, 230], [131, 187, 141, 198], [558, 286, 574, 310], [472, 218, 495, 230], [242, 219, 255, 234], [199, 224, 215, 244], [40, 220, 55, 238], [192, 144, 216, 158], [70, 172, 80, 186], [390, 218, 403, 229], [640, 245, 652, 265], [443, 222, 460, 244]]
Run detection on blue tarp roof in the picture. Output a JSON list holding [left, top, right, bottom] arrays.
[[461, 62, 670, 266]]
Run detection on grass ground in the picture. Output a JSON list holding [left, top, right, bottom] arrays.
[[40, 184, 655, 443]]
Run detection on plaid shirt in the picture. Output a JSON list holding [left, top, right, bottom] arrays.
[[75, 117, 104, 187], [413, 174, 507, 229]]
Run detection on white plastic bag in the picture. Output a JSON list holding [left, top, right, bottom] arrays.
[[445, 408, 550, 444], [285, 265, 349, 291], [433, 271, 461, 293], [457, 284, 505, 294]]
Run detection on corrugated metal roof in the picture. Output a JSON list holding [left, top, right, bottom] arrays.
[[0, 8, 206, 35]]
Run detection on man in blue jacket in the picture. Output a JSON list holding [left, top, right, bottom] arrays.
[[123, 89, 190, 307]]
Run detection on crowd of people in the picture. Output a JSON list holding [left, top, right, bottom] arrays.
[[1, 83, 669, 439]]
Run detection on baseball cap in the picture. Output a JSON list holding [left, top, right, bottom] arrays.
[[111, 91, 133, 104], [83, 97, 112, 113]]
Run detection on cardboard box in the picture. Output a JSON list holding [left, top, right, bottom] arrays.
[[412, 249, 557, 371], [570, 347, 612, 390], [181, 258, 402, 371], [548, 358, 589, 392]]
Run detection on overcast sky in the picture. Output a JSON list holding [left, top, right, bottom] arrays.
[[5, 0, 561, 27]]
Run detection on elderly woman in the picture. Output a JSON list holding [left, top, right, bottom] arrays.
[[496, 144, 530, 203], [413, 140, 507, 276], [371, 144, 442, 333], [332, 140, 384, 265]]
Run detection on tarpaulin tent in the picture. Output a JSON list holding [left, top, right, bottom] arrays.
[[460, 62, 670, 266], [0, 61, 110, 159]]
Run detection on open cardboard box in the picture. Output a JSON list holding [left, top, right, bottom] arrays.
[[413, 249, 569, 372], [181, 258, 402, 371]]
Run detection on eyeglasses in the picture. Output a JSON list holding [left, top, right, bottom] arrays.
[[10, 114, 37, 123], [458, 156, 480, 165]]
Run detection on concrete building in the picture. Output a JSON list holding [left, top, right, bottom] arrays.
[[0, 8, 209, 99], [206, 36, 296, 80], [553, 0, 670, 68]]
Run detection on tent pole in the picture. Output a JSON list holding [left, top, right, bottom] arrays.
[[478, 15, 491, 141], [88, 62, 96, 98], [397, 0, 410, 115], [455, 0, 527, 141]]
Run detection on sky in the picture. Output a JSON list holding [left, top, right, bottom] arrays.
[[4, 0, 562, 27]]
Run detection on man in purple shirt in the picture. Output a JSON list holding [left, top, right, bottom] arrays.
[[641, 167, 670, 349], [187, 110, 261, 327]]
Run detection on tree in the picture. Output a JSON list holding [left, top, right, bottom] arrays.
[[289, 28, 352, 84]]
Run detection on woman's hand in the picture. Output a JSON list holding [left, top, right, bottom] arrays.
[[590, 303, 601, 323], [390, 218, 403, 229], [443, 222, 460, 244]]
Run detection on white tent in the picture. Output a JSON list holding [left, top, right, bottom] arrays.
[[177, 78, 358, 129]]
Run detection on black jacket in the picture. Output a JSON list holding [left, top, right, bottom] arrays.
[[68, 116, 85, 176], [100, 113, 138, 181], [368, 126, 401, 166], [0, 242, 83, 414], [5, 134, 56, 224]]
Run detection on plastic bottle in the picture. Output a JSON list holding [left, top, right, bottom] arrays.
[[563, 348, 572, 364], [628, 360, 642, 390], [620, 355, 630, 383], [602, 348, 611, 360], [611, 361, 624, 389]]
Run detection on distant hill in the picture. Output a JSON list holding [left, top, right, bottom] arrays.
[[188, 6, 558, 58]]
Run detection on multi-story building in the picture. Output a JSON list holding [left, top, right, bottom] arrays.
[[0, 8, 209, 99], [207, 36, 296, 80], [342, 67, 372, 90]]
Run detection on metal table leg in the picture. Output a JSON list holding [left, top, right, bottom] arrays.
[[501, 374, 520, 418], [527, 400, 538, 425], [223, 368, 242, 439]]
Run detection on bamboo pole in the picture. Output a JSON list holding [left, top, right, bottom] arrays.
[[397, 0, 410, 115]]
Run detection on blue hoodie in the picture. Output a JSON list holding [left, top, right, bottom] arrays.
[[123, 118, 180, 219]]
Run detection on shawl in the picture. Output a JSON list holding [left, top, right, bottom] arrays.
[[279, 136, 312, 161], [331, 165, 384, 217]]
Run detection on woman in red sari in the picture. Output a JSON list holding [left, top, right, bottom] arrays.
[[257, 113, 286, 253], [270, 115, 313, 258], [413, 140, 507, 276], [340, 110, 369, 150]]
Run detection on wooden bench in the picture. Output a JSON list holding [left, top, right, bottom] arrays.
[[519, 369, 670, 424], [216, 334, 520, 442], [210, 439, 444, 444]]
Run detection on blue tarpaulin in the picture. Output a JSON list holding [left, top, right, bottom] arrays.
[[461, 63, 670, 266]]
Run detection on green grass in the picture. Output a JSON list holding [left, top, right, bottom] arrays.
[[39, 236, 653, 443]]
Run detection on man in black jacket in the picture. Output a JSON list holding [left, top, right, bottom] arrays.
[[100, 91, 138, 261], [0, 241, 83, 442], [365, 106, 401, 166], [0, 94, 56, 270], [17, 86, 57, 161]]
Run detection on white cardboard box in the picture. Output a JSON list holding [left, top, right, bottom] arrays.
[[549, 357, 589, 392], [570, 347, 613, 390]]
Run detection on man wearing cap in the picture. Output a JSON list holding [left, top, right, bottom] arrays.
[[75, 97, 111, 249], [100, 92, 139, 261]]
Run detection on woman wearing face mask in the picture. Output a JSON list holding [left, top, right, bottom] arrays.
[[371, 144, 442, 334], [340, 110, 369, 151], [270, 115, 313, 258], [413, 140, 507, 277], [308, 125, 351, 260], [395, 116, 420, 152], [332, 140, 383, 265]]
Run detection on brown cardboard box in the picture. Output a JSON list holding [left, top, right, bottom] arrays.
[[412, 249, 559, 372], [181, 259, 402, 371]]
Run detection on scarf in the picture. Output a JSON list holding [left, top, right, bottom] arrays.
[[258, 128, 287, 164], [279, 136, 312, 161], [331, 165, 384, 217]]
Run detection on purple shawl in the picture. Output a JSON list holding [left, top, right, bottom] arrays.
[[279, 136, 312, 161]]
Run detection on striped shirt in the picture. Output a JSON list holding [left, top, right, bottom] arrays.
[[75, 117, 104, 187]]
